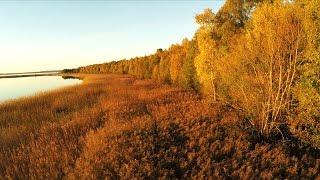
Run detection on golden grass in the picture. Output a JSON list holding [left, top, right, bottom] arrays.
[[0, 74, 319, 179]]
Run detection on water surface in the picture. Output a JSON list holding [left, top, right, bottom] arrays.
[[0, 76, 81, 103]]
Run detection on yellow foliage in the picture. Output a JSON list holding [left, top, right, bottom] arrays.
[[230, 1, 305, 136]]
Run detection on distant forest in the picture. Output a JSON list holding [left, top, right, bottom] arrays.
[[65, 0, 320, 148]]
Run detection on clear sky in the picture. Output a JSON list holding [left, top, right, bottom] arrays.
[[0, 1, 225, 73]]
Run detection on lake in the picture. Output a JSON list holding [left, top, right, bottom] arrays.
[[0, 76, 82, 103]]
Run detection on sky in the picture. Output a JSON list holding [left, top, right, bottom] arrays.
[[0, 0, 225, 73]]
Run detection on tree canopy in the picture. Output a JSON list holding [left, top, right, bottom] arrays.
[[65, 0, 320, 148]]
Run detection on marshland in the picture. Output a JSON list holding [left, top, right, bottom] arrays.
[[1, 0, 320, 179]]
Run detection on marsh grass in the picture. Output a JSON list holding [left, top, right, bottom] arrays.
[[0, 74, 319, 179]]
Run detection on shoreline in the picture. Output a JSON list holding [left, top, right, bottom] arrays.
[[0, 74, 319, 178], [0, 74, 115, 105], [0, 73, 60, 79], [0, 73, 86, 104], [0, 72, 85, 79]]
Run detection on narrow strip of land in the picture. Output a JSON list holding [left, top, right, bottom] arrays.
[[0, 71, 61, 78]]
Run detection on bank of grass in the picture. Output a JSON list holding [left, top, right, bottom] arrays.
[[0, 74, 319, 179]]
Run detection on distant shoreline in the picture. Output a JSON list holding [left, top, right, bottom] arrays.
[[0, 71, 61, 79], [0, 70, 61, 75]]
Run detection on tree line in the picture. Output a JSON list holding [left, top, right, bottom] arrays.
[[64, 0, 320, 148]]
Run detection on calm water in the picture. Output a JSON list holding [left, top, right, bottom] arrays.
[[0, 76, 82, 103]]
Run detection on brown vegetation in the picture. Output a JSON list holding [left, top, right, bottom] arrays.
[[1, 74, 319, 179], [1, 0, 319, 178], [65, 0, 320, 148]]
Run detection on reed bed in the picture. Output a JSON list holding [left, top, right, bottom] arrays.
[[0, 74, 319, 179]]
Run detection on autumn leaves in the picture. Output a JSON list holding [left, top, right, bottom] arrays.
[[195, 0, 319, 145], [67, 0, 320, 147]]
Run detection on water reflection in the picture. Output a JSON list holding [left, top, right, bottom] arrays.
[[0, 76, 81, 102], [61, 75, 81, 80]]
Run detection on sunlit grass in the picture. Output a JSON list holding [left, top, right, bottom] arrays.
[[0, 74, 319, 179]]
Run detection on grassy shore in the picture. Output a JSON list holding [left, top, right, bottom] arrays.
[[0, 74, 319, 179]]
